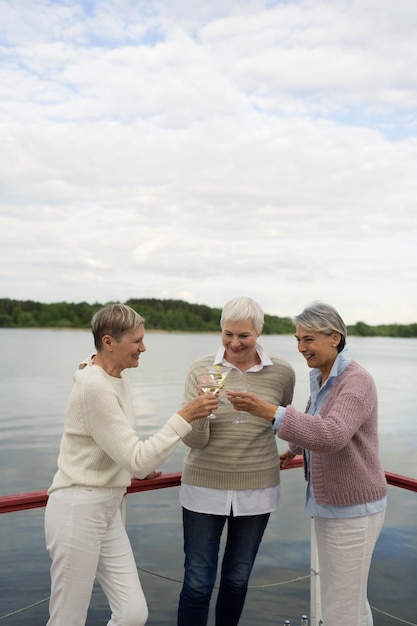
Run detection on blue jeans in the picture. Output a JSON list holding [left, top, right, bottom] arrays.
[[177, 507, 270, 626]]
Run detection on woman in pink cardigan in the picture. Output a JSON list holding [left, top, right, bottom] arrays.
[[227, 301, 387, 626]]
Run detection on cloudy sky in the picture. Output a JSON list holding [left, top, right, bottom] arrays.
[[1, 0, 416, 325]]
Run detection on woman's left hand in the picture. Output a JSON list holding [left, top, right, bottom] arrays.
[[226, 390, 277, 422]]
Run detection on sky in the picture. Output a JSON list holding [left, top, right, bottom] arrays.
[[1, 0, 417, 325]]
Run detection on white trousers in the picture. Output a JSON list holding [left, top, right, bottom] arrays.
[[45, 486, 148, 626], [314, 510, 385, 626]]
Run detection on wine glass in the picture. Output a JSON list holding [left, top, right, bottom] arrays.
[[197, 374, 223, 419], [206, 365, 232, 386], [227, 380, 250, 424], [206, 365, 232, 404]]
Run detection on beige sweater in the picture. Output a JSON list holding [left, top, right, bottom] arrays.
[[48, 358, 191, 494], [181, 353, 295, 490]]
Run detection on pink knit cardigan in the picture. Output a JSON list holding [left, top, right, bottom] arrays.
[[277, 360, 387, 506]]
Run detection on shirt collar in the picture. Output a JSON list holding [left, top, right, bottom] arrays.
[[214, 342, 273, 372], [310, 345, 352, 387]]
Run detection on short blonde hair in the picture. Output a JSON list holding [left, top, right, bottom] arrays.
[[91, 304, 144, 351]]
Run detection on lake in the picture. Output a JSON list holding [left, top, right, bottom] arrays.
[[0, 329, 416, 625]]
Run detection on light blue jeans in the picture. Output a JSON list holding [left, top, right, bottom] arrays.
[[177, 507, 270, 626], [45, 486, 148, 626]]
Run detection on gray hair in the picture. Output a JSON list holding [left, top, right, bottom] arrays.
[[293, 301, 347, 352], [91, 303, 145, 351], [220, 297, 264, 335]]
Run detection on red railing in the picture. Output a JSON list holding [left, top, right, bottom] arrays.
[[1, 457, 415, 515]]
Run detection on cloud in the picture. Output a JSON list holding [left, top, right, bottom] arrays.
[[0, 0, 416, 324]]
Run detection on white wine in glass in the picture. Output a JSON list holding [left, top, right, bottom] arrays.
[[198, 374, 223, 419], [206, 365, 232, 404]]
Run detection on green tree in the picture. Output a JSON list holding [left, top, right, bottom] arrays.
[[0, 297, 416, 336]]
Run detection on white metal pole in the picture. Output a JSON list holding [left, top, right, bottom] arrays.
[[310, 516, 322, 625]]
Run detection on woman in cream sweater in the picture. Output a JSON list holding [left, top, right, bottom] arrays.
[[45, 303, 218, 626]]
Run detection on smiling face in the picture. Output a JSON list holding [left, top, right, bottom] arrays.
[[221, 319, 260, 369], [106, 325, 146, 375], [295, 324, 340, 382]]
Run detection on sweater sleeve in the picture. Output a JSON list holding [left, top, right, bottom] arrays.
[[82, 374, 191, 479], [277, 366, 377, 453], [181, 360, 210, 449]]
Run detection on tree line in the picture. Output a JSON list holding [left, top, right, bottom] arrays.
[[0, 298, 416, 337]]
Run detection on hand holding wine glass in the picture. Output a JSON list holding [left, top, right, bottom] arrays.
[[226, 378, 250, 424], [197, 374, 224, 419]]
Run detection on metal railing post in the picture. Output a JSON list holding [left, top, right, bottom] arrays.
[[310, 516, 322, 625]]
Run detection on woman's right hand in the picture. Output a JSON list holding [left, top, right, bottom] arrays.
[[177, 394, 219, 423], [280, 449, 296, 469], [226, 389, 277, 422]]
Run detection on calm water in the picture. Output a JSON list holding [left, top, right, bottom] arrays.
[[0, 329, 416, 625]]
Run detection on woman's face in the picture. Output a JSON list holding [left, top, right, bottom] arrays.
[[221, 319, 259, 367], [295, 325, 340, 380], [110, 325, 146, 372]]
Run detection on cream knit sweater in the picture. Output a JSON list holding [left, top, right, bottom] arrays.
[[48, 358, 191, 494], [181, 353, 295, 490]]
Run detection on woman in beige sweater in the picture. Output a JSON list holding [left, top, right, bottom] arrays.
[[45, 303, 218, 626], [177, 297, 295, 626]]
